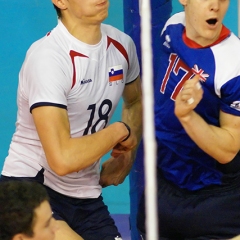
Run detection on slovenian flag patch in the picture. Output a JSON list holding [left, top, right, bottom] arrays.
[[108, 65, 123, 82]]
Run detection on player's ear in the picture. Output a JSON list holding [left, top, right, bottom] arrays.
[[179, 0, 187, 6], [52, 0, 67, 11], [12, 233, 24, 240]]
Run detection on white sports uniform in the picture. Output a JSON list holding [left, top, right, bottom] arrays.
[[2, 20, 140, 199]]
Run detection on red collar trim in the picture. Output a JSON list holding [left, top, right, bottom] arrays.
[[182, 25, 230, 49]]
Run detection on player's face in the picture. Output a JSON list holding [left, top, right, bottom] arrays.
[[23, 201, 58, 240], [180, 0, 229, 46], [62, 0, 109, 24]]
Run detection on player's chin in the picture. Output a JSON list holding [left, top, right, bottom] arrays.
[[98, 11, 108, 22], [111, 152, 121, 158]]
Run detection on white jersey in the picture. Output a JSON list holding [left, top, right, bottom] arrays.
[[2, 21, 140, 198]]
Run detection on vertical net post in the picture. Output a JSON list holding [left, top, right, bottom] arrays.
[[139, 0, 158, 239]]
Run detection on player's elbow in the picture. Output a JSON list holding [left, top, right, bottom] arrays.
[[217, 151, 239, 164], [52, 166, 69, 176], [49, 163, 70, 176], [46, 155, 73, 176]]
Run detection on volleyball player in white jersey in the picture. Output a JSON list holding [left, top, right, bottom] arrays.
[[0, 0, 142, 239]]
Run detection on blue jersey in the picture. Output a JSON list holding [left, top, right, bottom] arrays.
[[155, 12, 240, 190]]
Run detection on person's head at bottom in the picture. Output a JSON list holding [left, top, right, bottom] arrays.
[[0, 180, 58, 240]]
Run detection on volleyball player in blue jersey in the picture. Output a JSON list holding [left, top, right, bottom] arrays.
[[138, 0, 240, 239]]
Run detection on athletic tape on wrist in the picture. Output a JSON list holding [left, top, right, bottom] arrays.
[[118, 121, 131, 142]]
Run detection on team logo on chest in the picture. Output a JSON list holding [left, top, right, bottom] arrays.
[[108, 65, 124, 86], [192, 64, 209, 82]]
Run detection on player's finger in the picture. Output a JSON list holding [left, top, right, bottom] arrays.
[[196, 81, 201, 89], [187, 97, 194, 105]]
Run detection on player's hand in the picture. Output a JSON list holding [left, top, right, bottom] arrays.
[[174, 75, 203, 120], [99, 152, 133, 187], [111, 133, 137, 158]]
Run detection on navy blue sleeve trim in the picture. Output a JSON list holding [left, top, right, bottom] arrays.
[[30, 102, 67, 113], [125, 75, 139, 85]]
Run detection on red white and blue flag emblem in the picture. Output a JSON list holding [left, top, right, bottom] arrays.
[[108, 65, 123, 82]]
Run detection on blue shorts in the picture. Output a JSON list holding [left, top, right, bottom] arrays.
[[137, 169, 240, 240], [0, 169, 122, 240]]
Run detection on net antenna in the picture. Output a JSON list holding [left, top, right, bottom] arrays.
[[139, 0, 158, 239]]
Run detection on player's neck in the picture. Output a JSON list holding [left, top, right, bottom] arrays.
[[61, 18, 102, 45]]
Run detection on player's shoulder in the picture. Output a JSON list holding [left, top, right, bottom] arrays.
[[25, 27, 64, 64], [161, 11, 185, 34], [167, 11, 185, 25], [214, 31, 240, 55], [227, 32, 240, 46], [27, 36, 49, 54], [212, 32, 240, 84]]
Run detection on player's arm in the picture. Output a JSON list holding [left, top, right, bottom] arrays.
[[100, 75, 142, 187], [175, 75, 240, 164], [121, 75, 142, 155], [32, 106, 135, 176]]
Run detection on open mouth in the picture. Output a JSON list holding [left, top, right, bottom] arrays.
[[206, 18, 218, 26], [97, 1, 107, 6]]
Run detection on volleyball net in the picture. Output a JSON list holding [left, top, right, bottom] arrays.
[[123, 1, 172, 239]]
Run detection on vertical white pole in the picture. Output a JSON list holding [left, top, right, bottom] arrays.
[[140, 0, 159, 239]]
